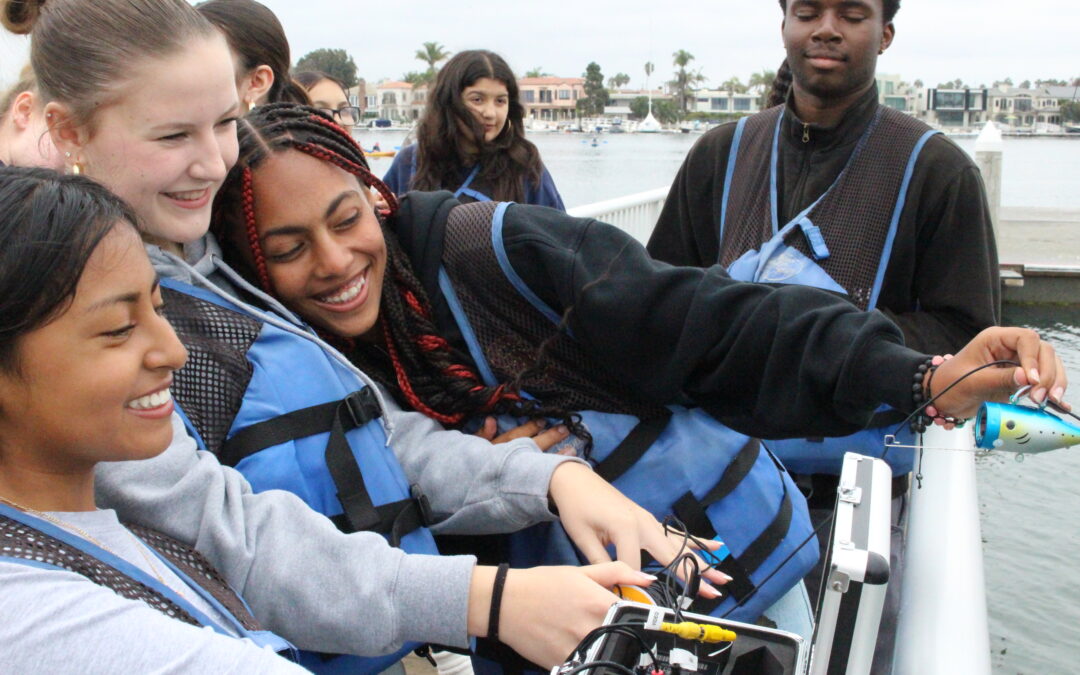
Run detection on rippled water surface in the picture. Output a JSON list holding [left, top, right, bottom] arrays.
[[361, 128, 1080, 672]]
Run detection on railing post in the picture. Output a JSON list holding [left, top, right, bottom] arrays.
[[975, 121, 1004, 243]]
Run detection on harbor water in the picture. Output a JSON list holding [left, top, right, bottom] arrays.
[[362, 130, 1080, 673]]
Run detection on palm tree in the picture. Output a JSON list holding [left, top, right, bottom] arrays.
[[748, 69, 777, 108], [415, 42, 450, 76], [720, 77, 747, 93], [671, 50, 705, 115], [608, 73, 631, 90]]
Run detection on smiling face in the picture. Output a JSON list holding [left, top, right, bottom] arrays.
[[782, 0, 893, 106], [72, 35, 241, 253], [250, 149, 387, 338], [0, 224, 188, 472], [462, 77, 510, 142]]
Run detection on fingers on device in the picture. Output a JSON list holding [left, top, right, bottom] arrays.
[[554, 601, 807, 675], [558, 452, 895, 675]]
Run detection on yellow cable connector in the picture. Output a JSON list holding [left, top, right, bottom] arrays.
[[659, 621, 737, 644]]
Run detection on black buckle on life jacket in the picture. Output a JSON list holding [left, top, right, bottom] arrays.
[[342, 388, 380, 429], [412, 484, 435, 527]]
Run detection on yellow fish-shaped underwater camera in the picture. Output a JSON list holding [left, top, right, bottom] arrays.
[[974, 401, 1080, 454]]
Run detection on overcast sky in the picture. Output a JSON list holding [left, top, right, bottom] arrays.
[[2, 0, 1077, 91]]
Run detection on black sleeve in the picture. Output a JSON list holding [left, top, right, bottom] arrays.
[[646, 125, 735, 266], [878, 139, 1000, 354], [501, 205, 925, 440]]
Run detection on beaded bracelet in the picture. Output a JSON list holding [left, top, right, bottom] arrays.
[[909, 354, 965, 433]]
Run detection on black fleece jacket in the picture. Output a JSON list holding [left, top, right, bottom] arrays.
[[647, 87, 999, 356], [390, 192, 926, 441]]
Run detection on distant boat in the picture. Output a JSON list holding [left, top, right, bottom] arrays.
[[637, 111, 662, 134]]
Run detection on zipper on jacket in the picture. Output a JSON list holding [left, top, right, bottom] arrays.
[[802, 123, 811, 143]]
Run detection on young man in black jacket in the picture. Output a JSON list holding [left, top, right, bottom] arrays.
[[647, 2, 1000, 667], [647, 0, 999, 357]]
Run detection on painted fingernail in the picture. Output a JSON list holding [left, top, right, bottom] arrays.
[[556, 425, 569, 435], [1033, 388, 1047, 403], [1030, 368, 1041, 384], [1052, 387, 1065, 402], [700, 582, 721, 598], [714, 571, 733, 583], [636, 572, 658, 581]]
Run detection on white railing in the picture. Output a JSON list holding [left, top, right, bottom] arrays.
[[567, 187, 669, 244], [894, 426, 991, 673]]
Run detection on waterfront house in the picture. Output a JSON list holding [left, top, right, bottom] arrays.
[[518, 77, 585, 122]]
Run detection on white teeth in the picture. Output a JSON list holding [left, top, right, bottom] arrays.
[[318, 273, 367, 305], [128, 388, 172, 410], [165, 189, 205, 201]]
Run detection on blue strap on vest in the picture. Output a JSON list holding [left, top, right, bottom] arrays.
[[720, 109, 939, 475], [161, 278, 436, 674], [455, 165, 493, 202], [0, 504, 298, 660]]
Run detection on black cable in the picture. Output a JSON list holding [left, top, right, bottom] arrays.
[[882, 359, 1022, 465], [565, 623, 659, 671], [720, 510, 835, 618], [560, 660, 638, 675]]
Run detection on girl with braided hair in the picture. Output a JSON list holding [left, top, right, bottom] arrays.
[[212, 101, 1070, 642], [6, 0, 729, 671], [383, 50, 565, 209]]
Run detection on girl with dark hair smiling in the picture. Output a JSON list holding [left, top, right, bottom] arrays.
[[383, 49, 564, 209], [0, 167, 305, 672]]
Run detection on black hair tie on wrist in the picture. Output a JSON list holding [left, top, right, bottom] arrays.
[[488, 563, 510, 643], [910, 356, 935, 433]]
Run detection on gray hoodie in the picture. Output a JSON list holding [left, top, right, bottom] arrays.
[[94, 235, 579, 656]]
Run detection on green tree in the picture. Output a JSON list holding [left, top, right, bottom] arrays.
[[411, 41, 449, 85], [607, 72, 631, 89], [401, 71, 428, 85], [651, 100, 680, 124], [720, 76, 747, 93], [415, 42, 450, 71], [748, 69, 777, 108], [1020, 79, 1032, 89], [671, 50, 706, 114], [525, 67, 551, 78], [578, 62, 609, 116], [629, 96, 678, 124], [295, 48, 358, 88], [1062, 101, 1080, 123]]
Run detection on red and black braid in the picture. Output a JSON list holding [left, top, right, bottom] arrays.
[[212, 103, 588, 444]]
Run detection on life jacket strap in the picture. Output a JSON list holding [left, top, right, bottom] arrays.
[[672, 438, 795, 605], [591, 411, 674, 483], [220, 388, 434, 539]]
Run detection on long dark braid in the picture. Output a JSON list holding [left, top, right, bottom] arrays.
[[766, 59, 793, 109], [213, 103, 589, 441]]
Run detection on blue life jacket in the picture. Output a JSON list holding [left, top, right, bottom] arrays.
[[0, 503, 298, 662], [435, 201, 819, 624], [717, 106, 941, 475], [161, 276, 439, 675]]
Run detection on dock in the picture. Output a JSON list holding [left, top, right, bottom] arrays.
[[997, 207, 1080, 306]]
